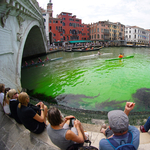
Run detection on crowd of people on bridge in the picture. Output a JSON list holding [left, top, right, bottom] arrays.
[[0, 82, 150, 149]]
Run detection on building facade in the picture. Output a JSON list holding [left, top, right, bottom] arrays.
[[41, 0, 53, 43], [51, 12, 90, 42], [41, 1, 90, 44], [90, 21, 125, 42], [90, 21, 109, 42], [125, 26, 149, 46]]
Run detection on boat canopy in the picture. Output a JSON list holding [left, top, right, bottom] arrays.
[[69, 40, 92, 44]]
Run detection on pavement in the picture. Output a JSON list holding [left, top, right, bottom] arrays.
[[0, 105, 150, 150]]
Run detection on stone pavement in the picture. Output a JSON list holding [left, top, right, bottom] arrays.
[[0, 105, 150, 150]]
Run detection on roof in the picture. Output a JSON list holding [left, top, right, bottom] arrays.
[[69, 40, 92, 43]]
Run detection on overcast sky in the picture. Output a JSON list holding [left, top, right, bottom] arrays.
[[37, 0, 150, 29]]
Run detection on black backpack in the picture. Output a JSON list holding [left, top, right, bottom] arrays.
[[66, 140, 98, 150], [106, 131, 136, 150]]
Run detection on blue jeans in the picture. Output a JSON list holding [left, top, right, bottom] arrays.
[[144, 116, 150, 131]]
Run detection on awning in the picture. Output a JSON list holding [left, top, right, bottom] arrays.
[[69, 40, 92, 44], [54, 41, 64, 44]]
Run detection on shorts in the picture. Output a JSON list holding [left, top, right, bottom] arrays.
[[33, 122, 46, 134]]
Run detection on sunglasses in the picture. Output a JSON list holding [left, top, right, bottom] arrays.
[[14, 92, 18, 95]]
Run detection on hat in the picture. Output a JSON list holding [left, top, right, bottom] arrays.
[[108, 110, 129, 133]]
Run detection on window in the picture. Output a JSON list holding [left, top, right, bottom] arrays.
[[56, 21, 58, 23], [97, 28, 99, 32], [63, 22, 65, 26], [69, 23, 72, 26], [56, 26, 57, 30], [53, 21, 55, 23], [63, 18, 65, 20], [49, 20, 52, 23], [53, 34, 56, 36], [44, 19, 46, 22], [49, 26, 51, 30], [129, 35, 131, 38], [97, 34, 99, 38]]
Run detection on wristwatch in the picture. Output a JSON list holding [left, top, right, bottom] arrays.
[[40, 109, 44, 111]]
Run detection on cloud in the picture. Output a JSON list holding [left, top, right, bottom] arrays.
[[37, 0, 150, 29]]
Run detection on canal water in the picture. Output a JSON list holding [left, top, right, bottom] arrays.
[[21, 47, 150, 112]]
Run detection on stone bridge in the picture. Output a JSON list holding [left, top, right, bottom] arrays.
[[0, 0, 48, 91]]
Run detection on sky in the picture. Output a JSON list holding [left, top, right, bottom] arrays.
[[37, 0, 150, 29]]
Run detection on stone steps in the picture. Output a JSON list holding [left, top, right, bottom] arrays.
[[0, 106, 150, 150]]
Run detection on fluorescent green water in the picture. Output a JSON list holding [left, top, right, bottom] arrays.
[[21, 47, 150, 111]]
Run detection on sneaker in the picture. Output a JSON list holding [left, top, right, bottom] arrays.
[[140, 125, 147, 133]]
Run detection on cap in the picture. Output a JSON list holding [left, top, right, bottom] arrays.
[[108, 110, 129, 133]]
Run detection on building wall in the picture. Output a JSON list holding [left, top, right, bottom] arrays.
[[49, 18, 63, 42], [90, 21, 124, 42], [56, 12, 90, 41], [125, 26, 149, 45]]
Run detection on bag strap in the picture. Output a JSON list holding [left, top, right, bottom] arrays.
[[127, 131, 133, 144], [107, 138, 119, 149], [84, 140, 91, 146], [106, 131, 133, 148]]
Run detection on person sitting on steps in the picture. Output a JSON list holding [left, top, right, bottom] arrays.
[[17, 92, 47, 134], [99, 102, 140, 150], [7, 89, 22, 124], [47, 107, 89, 150]]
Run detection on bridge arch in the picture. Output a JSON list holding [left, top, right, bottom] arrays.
[[16, 21, 47, 88]]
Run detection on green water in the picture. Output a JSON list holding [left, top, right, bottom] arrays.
[[21, 47, 150, 112]]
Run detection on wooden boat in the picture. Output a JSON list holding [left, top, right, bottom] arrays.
[[72, 46, 102, 52], [105, 55, 134, 61], [64, 49, 72, 52], [22, 57, 63, 68]]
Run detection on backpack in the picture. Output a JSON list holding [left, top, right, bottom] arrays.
[[66, 140, 98, 150], [106, 131, 136, 150]]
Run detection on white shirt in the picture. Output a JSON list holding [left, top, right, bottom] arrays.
[[3, 103, 10, 114], [0, 93, 4, 106]]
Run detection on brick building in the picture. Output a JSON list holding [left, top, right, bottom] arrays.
[[41, 1, 90, 44], [50, 12, 90, 42]]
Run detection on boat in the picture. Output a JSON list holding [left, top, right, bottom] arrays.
[[22, 57, 63, 68], [72, 46, 102, 52], [64, 49, 73, 52], [105, 55, 134, 61]]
